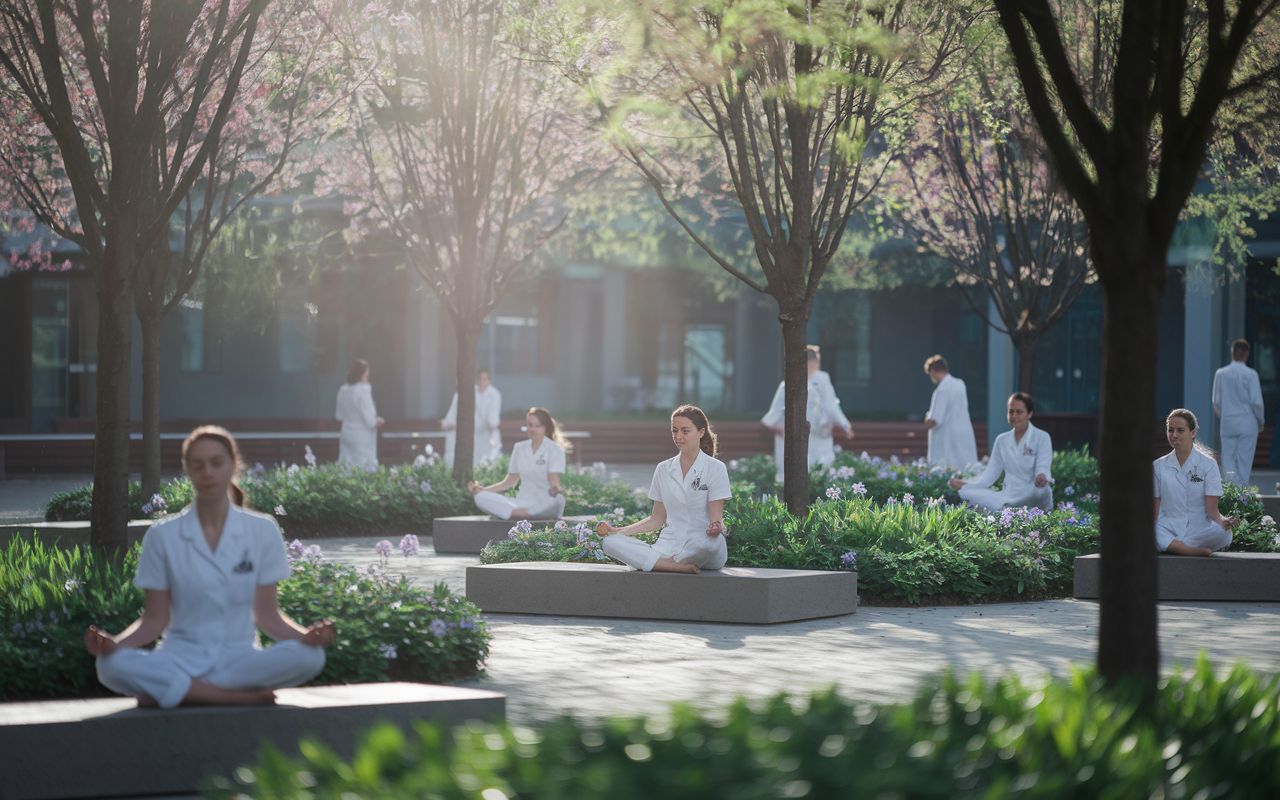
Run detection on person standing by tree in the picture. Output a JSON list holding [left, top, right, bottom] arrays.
[[923, 355, 978, 470], [761, 346, 852, 483], [443, 369, 503, 468], [1213, 339, 1265, 486], [335, 359, 384, 468]]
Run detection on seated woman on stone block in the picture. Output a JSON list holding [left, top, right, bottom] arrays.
[[468, 407, 567, 520], [84, 426, 334, 708], [1154, 408, 1235, 556], [949, 392, 1054, 512], [596, 405, 730, 574]]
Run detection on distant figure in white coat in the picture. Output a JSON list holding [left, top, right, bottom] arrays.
[[1154, 408, 1235, 556], [597, 405, 730, 574], [1213, 339, 1265, 486], [761, 346, 854, 482], [468, 407, 567, 520], [923, 355, 978, 470], [335, 359, 384, 468], [443, 369, 503, 467], [950, 393, 1053, 512], [86, 427, 333, 708]]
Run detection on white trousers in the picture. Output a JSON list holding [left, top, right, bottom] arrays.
[[1155, 519, 1232, 553], [600, 531, 727, 572], [96, 640, 326, 709], [959, 483, 1054, 513], [1220, 429, 1259, 486], [473, 490, 565, 521]]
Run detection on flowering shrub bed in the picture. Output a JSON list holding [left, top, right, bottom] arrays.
[[43, 451, 647, 537], [0, 538, 489, 701], [220, 658, 1280, 800]]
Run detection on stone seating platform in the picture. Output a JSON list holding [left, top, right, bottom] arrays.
[[0, 682, 504, 800], [0, 520, 151, 550], [466, 561, 858, 623], [1074, 552, 1280, 601], [432, 515, 592, 554]]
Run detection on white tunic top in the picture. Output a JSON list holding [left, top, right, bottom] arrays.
[[648, 450, 732, 549], [508, 438, 566, 510], [1212, 361, 1265, 432], [444, 384, 504, 463], [1153, 448, 1223, 537], [761, 371, 850, 436], [966, 423, 1053, 496], [134, 503, 291, 675], [926, 374, 979, 469], [335, 382, 378, 467]]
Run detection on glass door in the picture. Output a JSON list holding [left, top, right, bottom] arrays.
[[31, 279, 69, 432]]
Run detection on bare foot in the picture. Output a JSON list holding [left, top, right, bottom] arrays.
[[1166, 540, 1213, 557], [136, 695, 159, 708], [652, 557, 700, 574], [181, 679, 278, 706], [510, 508, 530, 519]]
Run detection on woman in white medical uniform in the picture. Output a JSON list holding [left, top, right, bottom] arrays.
[[950, 392, 1054, 512], [84, 426, 334, 707], [335, 358, 384, 467], [467, 407, 567, 520], [1154, 409, 1235, 556], [597, 405, 731, 574]]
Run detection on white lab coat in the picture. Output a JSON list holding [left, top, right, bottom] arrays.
[[444, 384, 503, 467], [335, 382, 379, 467], [761, 371, 851, 482], [95, 503, 325, 708], [473, 438, 567, 520], [926, 374, 978, 470], [1152, 448, 1232, 553], [600, 449, 731, 572], [959, 423, 1054, 512], [1213, 360, 1265, 486]]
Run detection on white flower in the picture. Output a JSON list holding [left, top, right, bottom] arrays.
[[378, 643, 398, 659], [274, 505, 287, 516], [1263, 515, 1276, 527], [345, 585, 358, 594]]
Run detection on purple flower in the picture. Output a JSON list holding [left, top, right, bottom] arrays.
[[554, 520, 569, 532], [419, 481, 432, 492], [729, 459, 740, 470], [840, 551, 858, 569], [400, 534, 420, 556], [428, 619, 448, 637], [902, 493, 914, 505], [287, 539, 305, 556], [826, 487, 841, 500], [304, 445, 317, 468], [150, 494, 167, 509], [851, 483, 867, 495], [253, 462, 265, 474], [1064, 486, 1075, 496], [378, 643, 398, 659], [375, 540, 393, 557], [413, 454, 428, 467]]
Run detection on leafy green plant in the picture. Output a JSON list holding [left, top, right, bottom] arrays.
[[0, 539, 489, 701], [217, 656, 1280, 800]]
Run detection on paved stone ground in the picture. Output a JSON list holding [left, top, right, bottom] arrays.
[[312, 535, 1280, 726]]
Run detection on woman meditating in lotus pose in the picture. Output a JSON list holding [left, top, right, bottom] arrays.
[[468, 407, 567, 520], [1154, 409, 1235, 556], [596, 405, 730, 574], [85, 426, 334, 708]]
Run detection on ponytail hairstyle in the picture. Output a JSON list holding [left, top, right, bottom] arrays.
[[182, 425, 247, 507], [672, 404, 717, 458], [528, 407, 571, 453]]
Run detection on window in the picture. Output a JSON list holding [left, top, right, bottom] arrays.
[[818, 291, 873, 395], [278, 287, 318, 373], [180, 298, 204, 372], [479, 314, 539, 376], [684, 324, 732, 411]]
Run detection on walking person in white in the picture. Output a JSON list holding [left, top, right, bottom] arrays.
[[443, 369, 503, 467], [950, 393, 1054, 512], [335, 358, 384, 468], [761, 346, 854, 482], [923, 355, 978, 470], [468, 407, 567, 520], [85, 427, 334, 708], [597, 405, 731, 574], [1154, 409, 1235, 555], [1212, 338, 1266, 486]]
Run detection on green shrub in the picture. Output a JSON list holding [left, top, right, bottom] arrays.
[[45, 456, 647, 537], [0, 539, 489, 701], [217, 657, 1280, 800]]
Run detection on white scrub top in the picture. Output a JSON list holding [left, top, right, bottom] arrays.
[[1153, 448, 1222, 536], [335, 382, 379, 467], [134, 503, 291, 675], [509, 438, 566, 508], [926, 374, 979, 469], [966, 423, 1053, 496], [649, 450, 732, 547], [444, 384, 504, 464], [1213, 361, 1265, 431]]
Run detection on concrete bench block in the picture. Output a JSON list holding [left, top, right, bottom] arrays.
[[0, 520, 151, 550], [466, 561, 858, 623], [0, 682, 504, 800], [432, 515, 592, 554], [1074, 552, 1280, 601]]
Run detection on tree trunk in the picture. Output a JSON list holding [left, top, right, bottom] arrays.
[[90, 277, 134, 555], [780, 312, 810, 515], [1095, 246, 1165, 684], [1014, 335, 1038, 395], [452, 320, 481, 487], [139, 308, 162, 501]]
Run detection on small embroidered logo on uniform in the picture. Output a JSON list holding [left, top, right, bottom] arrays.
[[1022, 445, 1034, 456], [1189, 467, 1205, 483], [690, 473, 701, 490], [536, 456, 546, 466], [232, 548, 254, 574]]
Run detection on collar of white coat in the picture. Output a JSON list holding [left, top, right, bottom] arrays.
[[178, 499, 248, 554], [1156, 448, 1210, 472], [667, 448, 711, 481], [1009, 421, 1042, 444]]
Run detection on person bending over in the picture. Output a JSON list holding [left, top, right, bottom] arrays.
[[86, 426, 334, 708], [596, 405, 730, 574], [1154, 409, 1235, 556], [468, 407, 567, 520], [950, 392, 1053, 512]]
